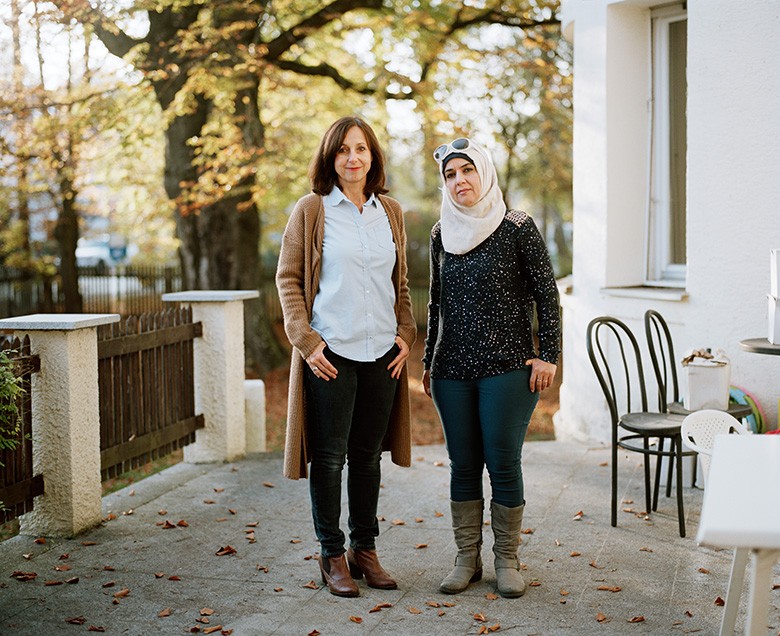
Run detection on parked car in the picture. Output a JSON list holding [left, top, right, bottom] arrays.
[[76, 236, 137, 273]]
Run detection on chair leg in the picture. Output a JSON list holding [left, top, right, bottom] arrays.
[[666, 436, 675, 498], [611, 443, 618, 527], [642, 438, 653, 514], [652, 438, 664, 511], [675, 435, 686, 538]]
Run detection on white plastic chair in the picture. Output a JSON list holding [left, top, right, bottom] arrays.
[[681, 409, 752, 635], [680, 409, 750, 486]]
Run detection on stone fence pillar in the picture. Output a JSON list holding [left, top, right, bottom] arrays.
[[162, 290, 259, 462], [0, 313, 119, 537]]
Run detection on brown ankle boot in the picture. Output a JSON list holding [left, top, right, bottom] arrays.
[[319, 554, 359, 597], [346, 548, 397, 590]]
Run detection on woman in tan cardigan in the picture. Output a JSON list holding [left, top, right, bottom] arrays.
[[276, 116, 416, 597]]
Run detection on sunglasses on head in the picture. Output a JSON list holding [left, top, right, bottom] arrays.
[[433, 138, 471, 162]]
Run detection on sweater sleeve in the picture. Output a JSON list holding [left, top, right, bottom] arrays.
[[275, 198, 324, 358], [422, 224, 442, 369], [517, 215, 561, 364]]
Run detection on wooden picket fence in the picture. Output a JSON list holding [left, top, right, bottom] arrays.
[[0, 335, 43, 524], [97, 308, 204, 480]]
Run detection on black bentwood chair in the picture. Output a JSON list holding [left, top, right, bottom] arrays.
[[644, 309, 752, 491], [587, 316, 687, 537]]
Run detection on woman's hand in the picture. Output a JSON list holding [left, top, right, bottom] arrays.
[[422, 369, 432, 397], [387, 336, 410, 380], [525, 358, 557, 393], [306, 342, 338, 381]]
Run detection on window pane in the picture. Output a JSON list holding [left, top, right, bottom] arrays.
[[669, 19, 687, 266]]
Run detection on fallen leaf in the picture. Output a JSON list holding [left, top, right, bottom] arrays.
[[65, 577, 79, 584], [104, 513, 117, 521], [474, 612, 487, 622], [214, 488, 224, 493], [639, 547, 653, 552], [55, 564, 72, 572], [599, 461, 608, 466], [589, 560, 605, 569], [65, 617, 86, 625], [433, 460, 444, 466], [391, 519, 405, 526], [415, 543, 428, 549], [201, 608, 215, 616], [203, 499, 216, 504], [158, 509, 167, 515], [246, 522, 258, 527], [425, 601, 440, 607], [369, 603, 392, 613], [122, 509, 134, 516], [10, 571, 37, 582], [349, 616, 362, 623], [434, 511, 444, 517], [158, 608, 172, 617], [154, 572, 165, 579], [685, 610, 693, 617], [215, 545, 237, 556], [203, 626, 223, 634], [102, 581, 115, 588], [715, 596, 725, 606], [263, 482, 274, 488], [377, 515, 386, 521], [128, 489, 135, 496], [162, 520, 177, 529], [168, 575, 181, 581], [113, 588, 130, 598], [44, 580, 63, 586], [87, 627, 105, 633], [595, 612, 608, 623], [529, 581, 541, 587], [442, 602, 456, 607], [34, 537, 46, 544], [486, 592, 499, 600], [257, 565, 269, 573], [415, 517, 424, 523], [698, 567, 710, 574], [308, 631, 321, 636], [597, 585, 621, 593], [628, 616, 645, 623], [408, 607, 422, 614], [488, 625, 501, 632], [81, 541, 97, 546], [274, 587, 283, 592], [196, 617, 210, 624], [302, 580, 319, 589], [59, 553, 69, 560], [560, 589, 570, 596], [22, 553, 32, 560], [573, 511, 584, 520], [622, 499, 634, 504], [215, 518, 228, 522], [555, 539, 561, 546], [228, 508, 237, 515], [570, 551, 581, 557], [478, 627, 488, 635], [438, 610, 446, 616], [290, 539, 301, 544], [177, 520, 189, 527]]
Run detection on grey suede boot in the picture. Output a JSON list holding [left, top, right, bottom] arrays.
[[490, 500, 526, 598], [439, 499, 484, 594]]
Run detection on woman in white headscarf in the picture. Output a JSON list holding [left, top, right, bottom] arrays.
[[422, 138, 561, 598]]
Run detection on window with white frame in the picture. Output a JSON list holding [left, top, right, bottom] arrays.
[[647, 4, 687, 286]]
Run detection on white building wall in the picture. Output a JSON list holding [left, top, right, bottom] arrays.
[[556, 0, 780, 444]]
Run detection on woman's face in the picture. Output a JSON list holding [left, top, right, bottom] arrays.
[[334, 126, 372, 190], [444, 157, 482, 207]]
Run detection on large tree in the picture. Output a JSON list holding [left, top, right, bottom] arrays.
[[51, 0, 561, 371]]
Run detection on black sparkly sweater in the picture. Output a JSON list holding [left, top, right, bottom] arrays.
[[423, 210, 562, 380]]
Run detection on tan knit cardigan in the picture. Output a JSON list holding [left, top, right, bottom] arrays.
[[275, 193, 417, 479]]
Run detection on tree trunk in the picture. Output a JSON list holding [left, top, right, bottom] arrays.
[[55, 147, 83, 313]]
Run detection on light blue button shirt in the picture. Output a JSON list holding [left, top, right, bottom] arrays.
[[311, 187, 398, 362]]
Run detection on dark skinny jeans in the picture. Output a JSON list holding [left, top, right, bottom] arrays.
[[305, 346, 399, 558], [430, 368, 539, 508]]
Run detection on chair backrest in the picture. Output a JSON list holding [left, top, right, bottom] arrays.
[[680, 409, 750, 484], [644, 309, 679, 412], [587, 316, 650, 435]]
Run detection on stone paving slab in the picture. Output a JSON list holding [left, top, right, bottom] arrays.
[[1, 441, 778, 635]]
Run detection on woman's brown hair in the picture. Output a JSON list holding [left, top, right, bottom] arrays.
[[308, 116, 388, 196]]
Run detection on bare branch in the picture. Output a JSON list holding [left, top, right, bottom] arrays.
[[264, 0, 382, 61]]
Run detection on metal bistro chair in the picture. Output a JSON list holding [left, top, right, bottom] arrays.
[[587, 316, 687, 537], [644, 309, 752, 489]]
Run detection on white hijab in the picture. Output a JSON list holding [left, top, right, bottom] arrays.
[[436, 139, 506, 255]]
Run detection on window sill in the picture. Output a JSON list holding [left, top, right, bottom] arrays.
[[600, 286, 688, 301]]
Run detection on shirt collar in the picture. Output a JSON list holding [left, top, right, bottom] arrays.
[[325, 186, 378, 209]]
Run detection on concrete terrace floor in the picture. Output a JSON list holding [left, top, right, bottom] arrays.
[[1, 441, 778, 635]]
